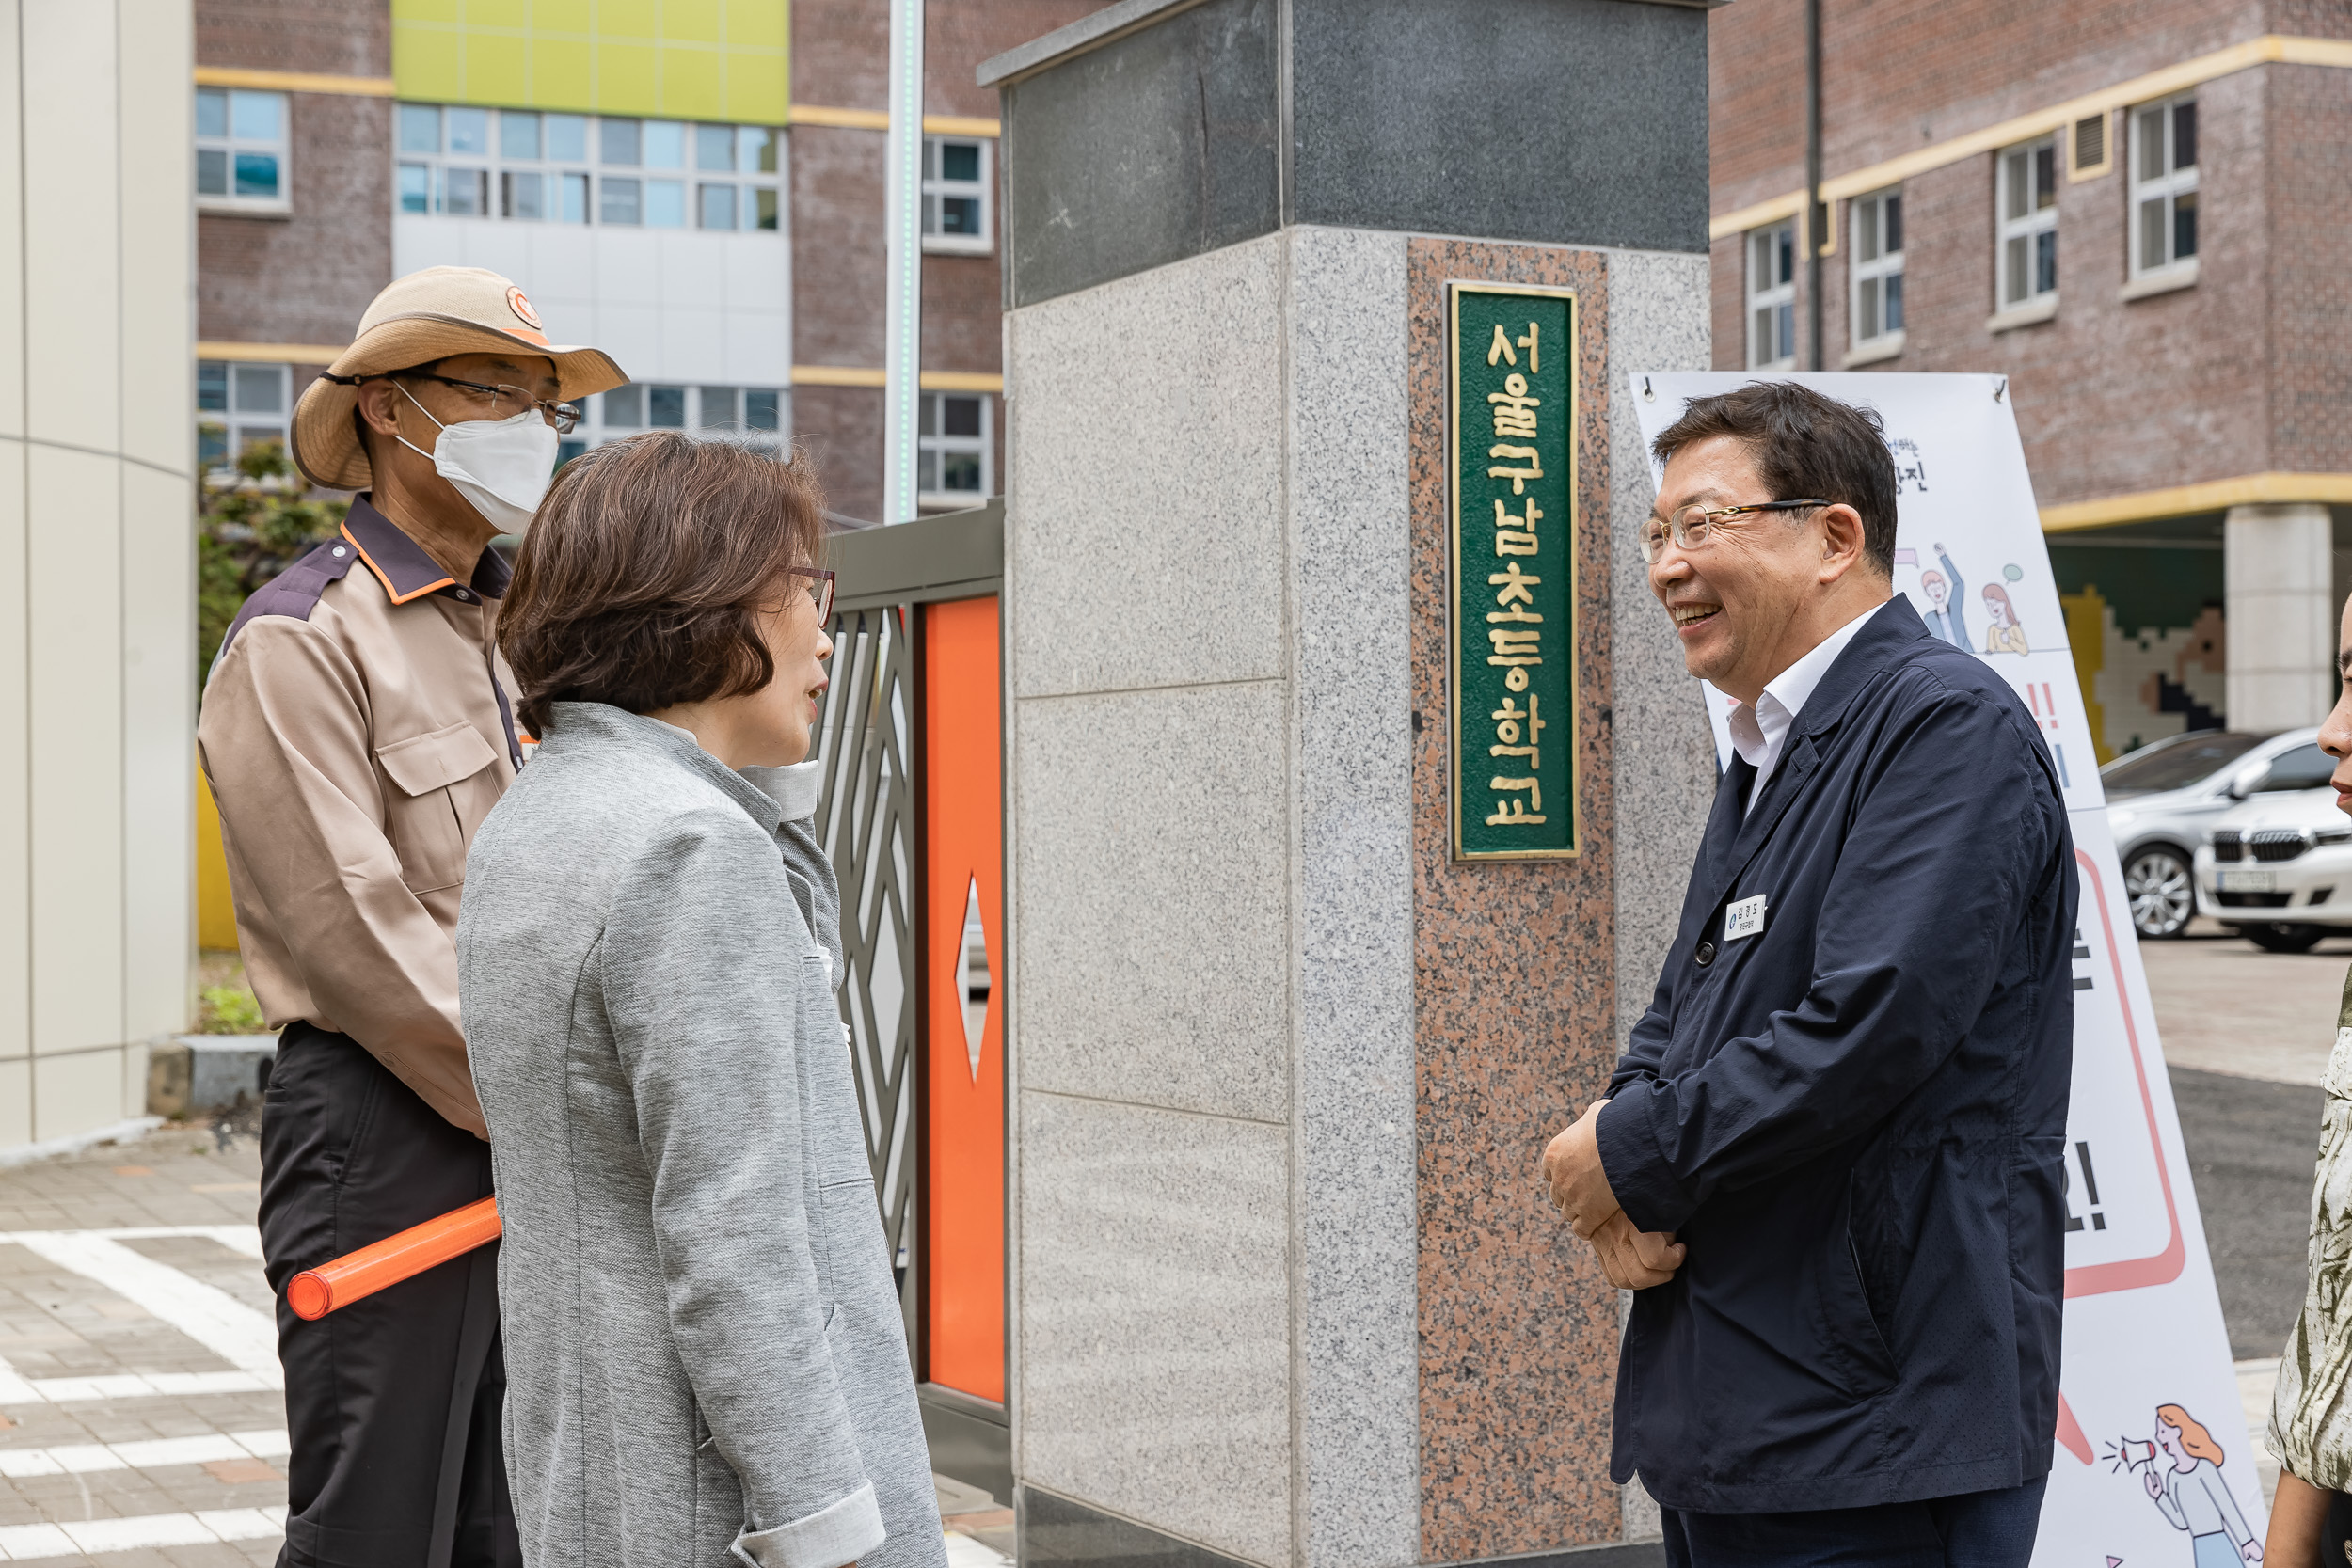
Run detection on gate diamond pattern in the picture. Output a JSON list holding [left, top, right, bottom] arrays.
[[812, 605, 921, 1346]]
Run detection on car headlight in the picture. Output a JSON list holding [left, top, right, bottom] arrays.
[[2319, 825, 2352, 846]]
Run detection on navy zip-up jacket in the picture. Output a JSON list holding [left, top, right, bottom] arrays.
[[1596, 595, 2074, 1514]]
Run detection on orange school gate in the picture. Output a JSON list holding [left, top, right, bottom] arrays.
[[815, 502, 1008, 1498]]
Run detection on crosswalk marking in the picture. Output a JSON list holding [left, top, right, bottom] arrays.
[[0, 1427, 287, 1477], [0, 1227, 278, 1404], [0, 1507, 286, 1560]]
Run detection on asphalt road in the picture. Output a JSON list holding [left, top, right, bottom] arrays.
[[2151, 926, 2347, 1361]]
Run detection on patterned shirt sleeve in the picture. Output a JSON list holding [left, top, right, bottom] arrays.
[[2269, 961, 2352, 1490]]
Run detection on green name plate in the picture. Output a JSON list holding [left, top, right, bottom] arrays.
[[1448, 282, 1579, 862]]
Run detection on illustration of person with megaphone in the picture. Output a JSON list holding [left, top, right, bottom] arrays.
[[2110, 1403, 2263, 1563]]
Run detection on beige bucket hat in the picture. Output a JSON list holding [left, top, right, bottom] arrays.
[[291, 265, 628, 491]]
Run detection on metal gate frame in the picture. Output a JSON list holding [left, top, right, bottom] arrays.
[[810, 501, 1008, 1497]]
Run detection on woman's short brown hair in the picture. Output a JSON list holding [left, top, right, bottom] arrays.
[[500, 431, 826, 736]]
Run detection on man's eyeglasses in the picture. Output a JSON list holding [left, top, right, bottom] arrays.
[[393, 372, 584, 436], [787, 566, 835, 625], [1638, 499, 1831, 564]]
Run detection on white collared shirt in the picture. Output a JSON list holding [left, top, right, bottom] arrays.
[[1725, 605, 1883, 815]]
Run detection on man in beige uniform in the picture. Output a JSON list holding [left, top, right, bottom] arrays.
[[198, 267, 623, 1568]]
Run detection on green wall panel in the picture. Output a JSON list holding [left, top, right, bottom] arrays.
[[391, 0, 789, 122]]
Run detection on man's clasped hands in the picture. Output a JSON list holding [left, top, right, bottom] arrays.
[[1541, 1098, 1688, 1290]]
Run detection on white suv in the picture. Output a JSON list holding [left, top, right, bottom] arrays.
[[2194, 740, 2352, 951]]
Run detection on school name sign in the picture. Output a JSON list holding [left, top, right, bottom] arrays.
[[1448, 282, 1579, 861]]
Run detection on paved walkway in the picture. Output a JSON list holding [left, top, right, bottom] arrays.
[[0, 1124, 1009, 1565], [2143, 923, 2352, 1086], [2142, 924, 2352, 1508]]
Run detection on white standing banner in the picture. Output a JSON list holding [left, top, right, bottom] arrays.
[[1629, 372, 2265, 1563]]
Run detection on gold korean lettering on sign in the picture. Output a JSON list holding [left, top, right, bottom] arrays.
[[1486, 321, 1545, 495], [1486, 319, 1548, 825], [1451, 282, 1574, 860]]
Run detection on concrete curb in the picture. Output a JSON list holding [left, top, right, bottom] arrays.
[[0, 1116, 166, 1169]]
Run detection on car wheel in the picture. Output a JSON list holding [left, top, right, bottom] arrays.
[[2123, 847, 2195, 939], [2244, 922, 2327, 955]]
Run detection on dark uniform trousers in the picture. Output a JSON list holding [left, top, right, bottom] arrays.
[[261, 1022, 520, 1568]]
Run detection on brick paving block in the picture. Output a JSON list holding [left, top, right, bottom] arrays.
[[199, 1459, 279, 1486]]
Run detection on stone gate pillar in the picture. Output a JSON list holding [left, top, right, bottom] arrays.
[[984, 4, 1718, 1563]]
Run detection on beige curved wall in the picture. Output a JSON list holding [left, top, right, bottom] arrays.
[[0, 0, 196, 1152]]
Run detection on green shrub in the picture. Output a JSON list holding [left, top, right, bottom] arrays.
[[197, 984, 266, 1036], [198, 438, 348, 691]]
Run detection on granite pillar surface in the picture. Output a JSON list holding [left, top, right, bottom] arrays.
[[993, 6, 1715, 1565]]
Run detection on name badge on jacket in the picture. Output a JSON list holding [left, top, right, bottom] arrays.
[[1724, 894, 1768, 942]]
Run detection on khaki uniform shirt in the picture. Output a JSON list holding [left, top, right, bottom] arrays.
[[2270, 962, 2352, 1488], [197, 498, 522, 1136]]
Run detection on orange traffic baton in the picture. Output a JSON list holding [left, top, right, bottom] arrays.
[[284, 1196, 503, 1321]]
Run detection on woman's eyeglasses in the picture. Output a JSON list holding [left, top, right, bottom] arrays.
[[787, 566, 835, 625], [1638, 499, 1830, 564]]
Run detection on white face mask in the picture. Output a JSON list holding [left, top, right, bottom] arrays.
[[395, 384, 560, 532]]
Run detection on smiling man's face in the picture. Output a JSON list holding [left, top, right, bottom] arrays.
[[1648, 434, 1843, 701]]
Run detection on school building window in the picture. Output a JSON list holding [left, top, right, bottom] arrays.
[[1849, 189, 1904, 351], [196, 88, 288, 213], [397, 105, 782, 233], [1996, 134, 2058, 310], [1746, 221, 1796, 371], [921, 136, 993, 254], [580, 383, 787, 462], [2131, 94, 2198, 277], [197, 361, 290, 472], [919, 392, 992, 507]]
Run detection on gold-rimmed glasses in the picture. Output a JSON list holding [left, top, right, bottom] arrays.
[[1638, 499, 1830, 564]]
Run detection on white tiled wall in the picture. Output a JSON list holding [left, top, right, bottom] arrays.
[[394, 218, 792, 389]]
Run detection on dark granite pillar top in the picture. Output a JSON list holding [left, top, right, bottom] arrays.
[[985, 0, 1719, 308]]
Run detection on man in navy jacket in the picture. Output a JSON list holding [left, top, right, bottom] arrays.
[[1544, 382, 2074, 1566]]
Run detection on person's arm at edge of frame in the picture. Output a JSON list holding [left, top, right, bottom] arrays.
[[602, 808, 882, 1568], [197, 617, 485, 1135], [1588, 685, 2067, 1236], [2264, 1471, 2322, 1567]]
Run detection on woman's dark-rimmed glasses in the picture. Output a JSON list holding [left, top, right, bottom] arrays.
[[787, 566, 835, 625]]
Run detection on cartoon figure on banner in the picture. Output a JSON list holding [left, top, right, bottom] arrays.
[[1983, 568, 2030, 656], [2107, 1403, 2264, 1564], [1920, 543, 1969, 648]]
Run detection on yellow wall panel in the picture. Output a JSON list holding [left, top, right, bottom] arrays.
[[598, 41, 659, 109], [533, 38, 594, 111], [598, 0, 660, 41], [660, 47, 723, 116], [399, 27, 467, 101], [391, 1, 788, 120], [467, 32, 530, 103], [664, 0, 726, 44]]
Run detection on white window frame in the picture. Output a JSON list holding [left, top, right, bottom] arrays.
[[1995, 134, 2059, 312], [921, 135, 993, 255], [1848, 187, 1904, 355], [2130, 92, 2199, 279], [197, 360, 292, 474], [577, 383, 789, 459], [394, 104, 784, 234], [918, 392, 993, 508], [1746, 221, 1796, 371], [195, 87, 291, 215]]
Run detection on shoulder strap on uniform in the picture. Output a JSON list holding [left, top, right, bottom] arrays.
[[212, 535, 361, 673]]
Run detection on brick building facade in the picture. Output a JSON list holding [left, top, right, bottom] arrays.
[[1708, 1, 2352, 758], [195, 0, 1108, 525]]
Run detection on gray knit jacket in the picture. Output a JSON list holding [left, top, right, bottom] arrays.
[[457, 701, 945, 1568]]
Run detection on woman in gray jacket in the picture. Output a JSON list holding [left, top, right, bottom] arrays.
[[456, 431, 945, 1568]]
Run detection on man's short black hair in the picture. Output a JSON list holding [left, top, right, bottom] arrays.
[[1650, 381, 1899, 576], [352, 358, 444, 467]]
